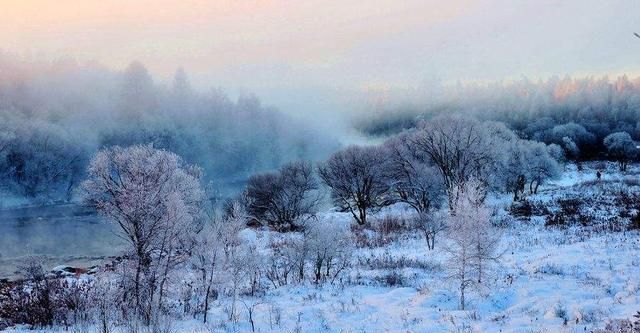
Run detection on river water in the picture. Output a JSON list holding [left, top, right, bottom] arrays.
[[0, 204, 125, 279]]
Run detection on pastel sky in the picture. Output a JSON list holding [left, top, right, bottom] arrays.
[[1, 0, 639, 116]]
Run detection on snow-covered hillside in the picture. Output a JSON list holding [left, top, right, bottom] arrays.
[[3, 163, 640, 333]]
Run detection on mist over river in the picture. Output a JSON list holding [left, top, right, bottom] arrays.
[[0, 204, 124, 279]]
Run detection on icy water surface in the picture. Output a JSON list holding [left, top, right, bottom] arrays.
[[0, 204, 124, 279]]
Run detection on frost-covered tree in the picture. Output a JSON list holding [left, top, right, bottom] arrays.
[[191, 214, 224, 323], [561, 136, 580, 160], [223, 235, 261, 323], [495, 140, 527, 201], [318, 146, 391, 225], [192, 201, 249, 323], [245, 161, 320, 231], [604, 132, 638, 171], [524, 141, 561, 193], [81, 144, 204, 322], [535, 122, 596, 153], [493, 138, 561, 199], [547, 143, 566, 164], [443, 180, 502, 310], [306, 219, 352, 284]]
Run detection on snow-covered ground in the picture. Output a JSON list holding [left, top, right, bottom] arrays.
[[4, 163, 640, 333]]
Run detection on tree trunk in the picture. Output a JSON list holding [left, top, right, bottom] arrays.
[[314, 257, 322, 284], [157, 253, 172, 314], [424, 233, 432, 250], [134, 259, 142, 315], [203, 286, 211, 323], [460, 283, 465, 310], [298, 260, 305, 282], [358, 206, 367, 225]]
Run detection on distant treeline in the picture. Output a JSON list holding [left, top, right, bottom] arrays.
[[0, 56, 337, 203], [355, 76, 640, 159]]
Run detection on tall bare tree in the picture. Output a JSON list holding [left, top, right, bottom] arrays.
[[409, 117, 494, 210], [384, 134, 443, 214]]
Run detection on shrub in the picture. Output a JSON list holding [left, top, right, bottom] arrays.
[[373, 215, 408, 236], [545, 214, 565, 227], [358, 252, 441, 272], [375, 271, 406, 287], [510, 200, 533, 218], [629, 212, 640, 231], [558, 198, 582, 216]]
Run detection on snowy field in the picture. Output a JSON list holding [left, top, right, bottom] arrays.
[[4, 162, 640, 333], [177, 229, 640, 333]]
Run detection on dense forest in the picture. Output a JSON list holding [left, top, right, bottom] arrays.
[[0, 56, 337, 203], [355, 76, 640, 159]]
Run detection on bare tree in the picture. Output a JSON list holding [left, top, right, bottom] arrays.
[[383, 134, 443, 214], [81, 144, 204, 323], [318, 145, 391, 225], [416, 211, 447, 250], [245, 161, 320, 231], [409, 117, 495, 210]]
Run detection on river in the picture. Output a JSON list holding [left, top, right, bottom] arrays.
[[0, 204, 124, 279]]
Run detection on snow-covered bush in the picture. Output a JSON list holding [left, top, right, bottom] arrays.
[[306, 219, 352, 284], [264, 237, 304, 288]]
